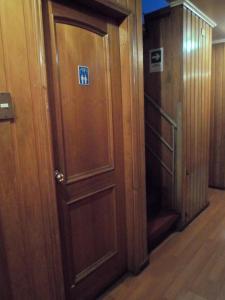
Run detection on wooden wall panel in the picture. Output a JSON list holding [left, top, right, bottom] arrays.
[[144, 7, 183, 213], [120, 0, 148, 272], [144, 4, 212, 227], [144, 7, 183, 120], [0, 13, 13, 300], [183, 7, 212, 225], [209, 43, 225, 188], [0, 0, 147, 299], [0, 1, 64, 299]]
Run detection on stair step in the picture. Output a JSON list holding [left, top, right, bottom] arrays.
[[147, 211, 179, 250]]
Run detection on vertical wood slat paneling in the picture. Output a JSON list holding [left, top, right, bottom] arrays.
[[144, 6, 183, 213], [183, 8, 212, 225], [0, 9, 14, 300], [144, 4, 212, 227], [0, 1, 47, 298], [205, 27, 212, 205], [0, 1, 65, 299], [120, 0, 148, 272], [198, 17, 203, 214], [144, 7, 183, 120], [183, 6, 190, 222], [209, 46, 215, 185], [209, 43, 225, 189], [0, 0, 147, 298]]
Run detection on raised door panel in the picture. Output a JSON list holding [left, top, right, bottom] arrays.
[[69, 187, 118, 283], [43, 1, 127, 299], [55, 22, 114, 181]]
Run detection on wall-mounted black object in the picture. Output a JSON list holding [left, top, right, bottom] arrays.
[[0, 93, 15, 121]]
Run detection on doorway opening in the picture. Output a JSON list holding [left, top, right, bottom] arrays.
[[142, 0, 180, 251], [142, 0, 214, 251]]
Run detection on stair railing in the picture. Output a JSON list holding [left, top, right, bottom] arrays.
[[145, 92, 177, 206]]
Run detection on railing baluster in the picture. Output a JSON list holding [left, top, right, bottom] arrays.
[[145, 93, 177, 128], [145, 92, 177, 209]]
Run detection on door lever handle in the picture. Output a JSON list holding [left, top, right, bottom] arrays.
[[55, 170, 65, 183]]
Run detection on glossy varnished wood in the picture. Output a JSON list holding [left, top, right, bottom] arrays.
[[73, 0, 130, 21], [144, 7, 183, 120], [144, 4, 213, 227], [43, 2, 128, 298], [144, 6, 183, 213], [122, 0, 148, 272], [0, 0, 64, 299], [0, 0, 147, 299], [189, 0, 225, 40], [183, 7, 212, 225], [209, 43, 225, 189], [101, 188, 225, 300]]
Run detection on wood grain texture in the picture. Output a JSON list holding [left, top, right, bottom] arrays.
[[144, 6, 183, 216], [209, 43, 225, 189], [0, 0, 64, 299], [119, 0, 148, 272], [43, 2, 128, 298], [183, 7, 212, 225], [100, 188, 225, 300], [0, 0, 147, 299], [144, 4, 213, 228], [144, 7, 183, 120], [74, 0, 130, 21]]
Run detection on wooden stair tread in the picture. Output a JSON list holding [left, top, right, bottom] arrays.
[[147, 211, 179, 247]]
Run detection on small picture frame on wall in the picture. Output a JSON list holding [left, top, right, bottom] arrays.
[[149, 48, 164, 73]]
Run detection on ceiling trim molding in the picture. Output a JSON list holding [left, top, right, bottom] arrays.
[[170, 0, 217, 28], [212, 39, 225, 45]]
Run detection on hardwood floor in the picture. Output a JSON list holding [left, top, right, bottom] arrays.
[[100, 189, 225, 300]]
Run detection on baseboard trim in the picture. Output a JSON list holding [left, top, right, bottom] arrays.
[[132, 257, 149, 276], [209, 185, 225, 190], [178, 202, 210, 231]]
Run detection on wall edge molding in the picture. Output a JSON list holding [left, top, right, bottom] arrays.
[[212, 38, 225, 45], [170, 0, 217, 28]]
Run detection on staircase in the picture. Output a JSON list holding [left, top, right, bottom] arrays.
[[145, 93, 180, 250]]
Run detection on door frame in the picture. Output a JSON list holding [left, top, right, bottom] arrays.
[[33, 0, 148, 298]]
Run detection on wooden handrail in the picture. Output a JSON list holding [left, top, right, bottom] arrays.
[[145, 121, 174, 152], [144, 93, 177, 128], [145, 144, 173, 176]]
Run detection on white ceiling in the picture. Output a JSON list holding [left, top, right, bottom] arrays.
[[190, 0, 225, 40], [168, 0, 225, 41]]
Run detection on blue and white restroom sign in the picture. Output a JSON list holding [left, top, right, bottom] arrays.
[[78, 65, 89, 86]]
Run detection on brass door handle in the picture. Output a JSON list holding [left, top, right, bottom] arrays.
[[55, 170, 65, 183]]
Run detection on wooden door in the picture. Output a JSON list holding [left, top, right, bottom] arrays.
[[42, 1, 127, 299]]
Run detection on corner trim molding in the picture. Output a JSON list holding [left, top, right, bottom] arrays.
[[170, 0, 217, 28], [212, 39, 225, 45]]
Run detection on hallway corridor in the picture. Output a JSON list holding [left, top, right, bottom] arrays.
[[101, 189, 225, 300]]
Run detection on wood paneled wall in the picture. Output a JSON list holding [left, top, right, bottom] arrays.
[[122, 0, 148, 271], [0, 0, 147, 298], [144, 7, 183, 120], [209, 43, 225, 189], [103, 0, 148, 273], [183, 7, 212, 224], [0, 1, 64, 299], [144, 7, 182, 212], [144, 4, 212, 227]]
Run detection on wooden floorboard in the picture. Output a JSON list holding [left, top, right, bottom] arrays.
[[100, 189, 225, 300]]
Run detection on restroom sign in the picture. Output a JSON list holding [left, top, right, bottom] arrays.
[[150, 48, 164, 73], [78, 65, 89, 86]]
